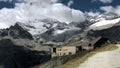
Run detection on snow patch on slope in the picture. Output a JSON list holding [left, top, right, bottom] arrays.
[[54, 27, 80, 35], [89, 18, 120, 30]]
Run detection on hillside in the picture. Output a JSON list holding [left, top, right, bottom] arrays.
[[78, 44, 120, 68], [31, 44, 118, 68]]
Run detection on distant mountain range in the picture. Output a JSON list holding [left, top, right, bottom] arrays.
[[1, 12, 120, 44]]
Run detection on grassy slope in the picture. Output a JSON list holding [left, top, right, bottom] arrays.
[[56, 44, 118, 68]]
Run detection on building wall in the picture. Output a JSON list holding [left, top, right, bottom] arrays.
[[82, 45, 94, 51], [51, 46, 77, 57]]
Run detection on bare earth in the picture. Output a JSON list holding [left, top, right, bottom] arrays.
[[78, 44, 120, 68]]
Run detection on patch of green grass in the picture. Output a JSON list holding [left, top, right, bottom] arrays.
[[56, 44, 118, 68]]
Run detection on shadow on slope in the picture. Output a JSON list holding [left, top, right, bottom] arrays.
[[0, 39, 51, 68]]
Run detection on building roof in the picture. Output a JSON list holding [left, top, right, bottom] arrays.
[[90, 36, 102, 45], [84, 36, 108, 47]]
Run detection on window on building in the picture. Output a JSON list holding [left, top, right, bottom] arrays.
[[69, 52, 72, 55], [53, 48, 56, 53], [57, 48, 62, 51], [63, 53, 66, 55], [88, 43, 92, 47]]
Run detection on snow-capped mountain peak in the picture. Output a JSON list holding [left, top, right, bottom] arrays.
[[89, 13, 119, 23], [89, 13, 120, 30], [18, 18, 81, 36]]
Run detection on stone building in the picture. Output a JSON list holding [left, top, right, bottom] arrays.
[[51, 36, 108, 57], [51, 46, 77, 57]]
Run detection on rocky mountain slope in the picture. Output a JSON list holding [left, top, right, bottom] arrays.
[[1, 12, 118, 46], [1, 12, 120, 46], [17, 18, 89, 46], [63, 13, 120, 46], [23, 13, 120, 44], [0, 23, 51, 68], [0, 23, 51, 51], [87, 13, 120, 42]]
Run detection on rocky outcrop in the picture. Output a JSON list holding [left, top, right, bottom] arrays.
[[0, 23, 33, 40]]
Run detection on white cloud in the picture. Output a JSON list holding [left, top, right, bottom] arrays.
[[100, 6, 120, 16], [72, 9, 85, 22], [100, 6, 114, 13], [92, 0, 113, 3], [67, 0, 74, 7], [0, 0, 24, 2], [85, 11, 100, 17], [100, 0, 113, 3], [0, 0, 85, 29]]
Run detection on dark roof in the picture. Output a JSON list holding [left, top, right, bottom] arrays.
[[86, 36, 108, 46], [90, 37, 102, 45]]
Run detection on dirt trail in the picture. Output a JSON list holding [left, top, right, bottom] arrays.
[[78, 44, 120, 68]]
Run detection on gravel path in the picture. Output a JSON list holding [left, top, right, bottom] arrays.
[[78, 44, 120, 68]]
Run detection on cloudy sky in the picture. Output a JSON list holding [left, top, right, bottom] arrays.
[[0, 0, 119, 11], [61, 0, 119, 11], [0, 0, 120, 29]]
